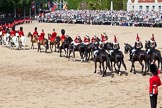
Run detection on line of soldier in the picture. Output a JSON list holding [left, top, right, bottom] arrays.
[[30, 27, 157, 59]]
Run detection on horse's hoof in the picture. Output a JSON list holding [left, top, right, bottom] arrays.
[[94, 71, 96, 73], [119, 72, 121, 76]]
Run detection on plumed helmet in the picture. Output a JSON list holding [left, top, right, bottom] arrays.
[[151, 34, 155, 41], [114, 35, 117, 43], [136, 33, 140, 41], [150, 64, 158, 75], [61, 29, 65, 35]]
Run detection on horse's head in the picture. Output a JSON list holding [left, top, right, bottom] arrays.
[[56, 36, 61, 43], [48, 33, 51, 40], [124, 43, 132, 54], [65, 36, 73, 43], [28, 32, 32, 37]]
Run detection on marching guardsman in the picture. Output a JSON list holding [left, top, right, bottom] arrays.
[[33, 27, 38, 36], [130, 34, 143, 60], [149, 63, 161, 108], [18, 27, 24, 37], [109, 35, 120, 55], [38, 29, 45, 42], [83, 34, 90, 45], [60, 29, 66, 46], [147, 34, 157, 54], [50, 29, 57, 42]]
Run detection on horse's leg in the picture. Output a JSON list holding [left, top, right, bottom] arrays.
[[80, 52, 83, 62], [139, 61, 144, 75], [68, 49, 72, 61], [102, 62, 106, 77], [118, 61, 122, 76], [66, 48, 68, 58], [122, 58, 127, 70], [38, 43, 40, 52], [130, 61, 133, 72], [99, 62, 102, 74], [111, 61, 113, 72], [73, 49, 76, 62], [31, 42, 34, 49], [94, 61, 97, 73], [54, 44, 57, 52], [50, 43, 52, 52], [60, 47, 62, 57]]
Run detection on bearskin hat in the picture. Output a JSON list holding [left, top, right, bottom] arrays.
[[20, 27, 23, 31], [150, 64, 158, 75], [35, 27, 37, 31], [61, 29, 65, 35]]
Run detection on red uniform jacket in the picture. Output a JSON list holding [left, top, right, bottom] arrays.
[[84, 37, 90, 43], [149, 75, 161, 94], [10, 30, 16, 37], [18, 31, 24, 37], [60, 35, 66, 42], [74, 37, 82, 43], [2, 30, 6, 36], [33, 31, 38, 36], [38, 32, 45, 41], [50, 32, 57, 41], [91, 37, 96, 43], [101, 34, 107, 42]]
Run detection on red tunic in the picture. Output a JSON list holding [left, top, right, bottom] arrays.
[[91, 37, 96, 43], [10, 30, 16, 37], [101, 34, 107, 42], [50, 32, 57, 41], [2, 30, 6, 36], [84, 37, 90, 43], [33, 31, 38, 36], [38, 32, 45, 41], [149, 75, 161, 94], [60, 35, 66, 42], [74, 37, 81, 43], [18, 31, 24, 37]]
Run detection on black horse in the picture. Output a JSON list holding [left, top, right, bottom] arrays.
[[68, 43, 87, 62], [59, 36, 73, 57], [124, 43, 147, 75], [94, 48, 112, 77], [87, 37, 101, 60], [48, 34, 61, 52], [103, 42, 127, 75], [109, 50, 127, 75], [145, 41, 162, 71]]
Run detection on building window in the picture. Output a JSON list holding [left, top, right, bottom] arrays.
[[139, 6, 143, 11], [159, 6, 161, 11], [146, 6, 149, 11]]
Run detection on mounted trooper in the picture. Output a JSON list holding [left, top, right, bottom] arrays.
[[109, 35, 120, 55], [130, 34, 143, 60], [147, 34, 157, 54]]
